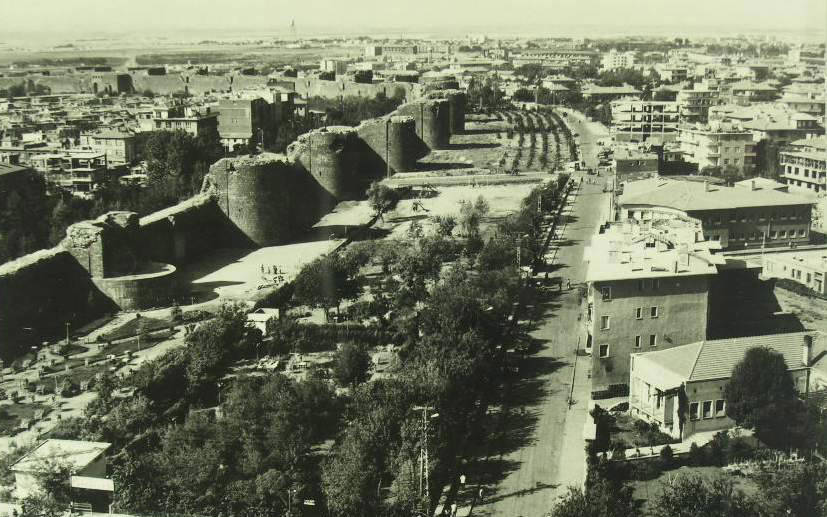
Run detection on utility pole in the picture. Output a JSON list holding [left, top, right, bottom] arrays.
[[413, 406, 438, 508]]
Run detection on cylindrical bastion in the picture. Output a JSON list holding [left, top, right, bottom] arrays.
[[287, 126, 362, 200], [424, 89, 466, 134]]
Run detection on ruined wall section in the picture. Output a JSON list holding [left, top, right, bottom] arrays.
[[204, 154, 336, 247]]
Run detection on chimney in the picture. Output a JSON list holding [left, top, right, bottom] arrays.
[[803, 334, 813, 366], [751, 179, 757, 191]]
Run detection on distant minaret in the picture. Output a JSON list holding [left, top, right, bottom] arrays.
[[290, 19, 296, 39]]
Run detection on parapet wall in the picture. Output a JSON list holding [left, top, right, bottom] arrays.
[[204, 154, 336, 247]]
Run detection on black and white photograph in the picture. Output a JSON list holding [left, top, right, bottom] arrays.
[[0, 1, 825, 516]]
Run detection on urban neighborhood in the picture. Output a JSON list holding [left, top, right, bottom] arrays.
[[0, 1, 825, 517]]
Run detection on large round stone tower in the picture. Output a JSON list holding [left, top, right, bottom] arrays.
[[287, 126, 362, 200]]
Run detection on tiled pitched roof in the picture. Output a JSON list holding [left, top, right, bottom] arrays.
[[638, 331, 812, 384]]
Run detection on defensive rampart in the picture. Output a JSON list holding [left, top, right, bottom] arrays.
[[291, 77, 421, 100], [0, 82, 465, 357]]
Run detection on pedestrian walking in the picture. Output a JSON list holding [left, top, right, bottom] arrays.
[[567, 279, 572, 290]]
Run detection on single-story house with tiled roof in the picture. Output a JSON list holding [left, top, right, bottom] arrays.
[[629, 331, 821, 440], [11, 439, 112, 499]]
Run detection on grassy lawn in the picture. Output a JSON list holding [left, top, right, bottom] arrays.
[[631, 465, 759, 511], [100, 316, 172, 342]]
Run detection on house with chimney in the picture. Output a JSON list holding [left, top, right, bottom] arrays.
[[628, 332, 820, 440]]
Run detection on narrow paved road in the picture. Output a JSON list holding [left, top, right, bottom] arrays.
[[469, 112, 611, 517]]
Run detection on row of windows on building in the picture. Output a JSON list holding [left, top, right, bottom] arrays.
[[599, 280, 663, 301], [787, 179, 822, 191], [598, 333, 661, 358], [786, 267, 820, 284], [702, 210, 808, 225], [689, 399, 726, 420], [599, 307, 660, 330], [704, 228, 807, 241], [786, 165, 826, 180]]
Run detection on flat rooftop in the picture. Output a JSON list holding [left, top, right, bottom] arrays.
[[620, 177, 815, 211], [11, 439, 111, 473], [0, 163, 31, 177], [585, 217, 724, 283]]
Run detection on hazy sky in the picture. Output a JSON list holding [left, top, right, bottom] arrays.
[[4, 0, 826, 35]]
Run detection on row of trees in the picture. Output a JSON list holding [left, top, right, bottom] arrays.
[[17, 179, 573, 517]]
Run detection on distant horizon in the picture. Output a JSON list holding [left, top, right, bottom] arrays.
[[2, 0, 825, 46]]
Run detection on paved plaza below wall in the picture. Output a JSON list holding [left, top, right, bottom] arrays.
[[179, 200, 374, 302]]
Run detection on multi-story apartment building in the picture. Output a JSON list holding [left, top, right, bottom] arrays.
[[30, 150, 107, 197], [618, 178, 815, 250], [656, 64, 689, 84], [676, 82, 721, 124], [148, 106, 219, 137], [601, 49, 636, 71], [581, 84, 641, 102], [778, 91, 826, 118], [610, 100, 679, 143], [216, 98, 277, 153], [79, 130, 137, 166], [584, 216, 724, 397], [726, 81, 778, 106], [780, 136, 827, 194], [678, 121, 757, 176]]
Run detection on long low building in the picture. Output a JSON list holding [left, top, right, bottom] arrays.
[[618, 177, 815, 250], [762, 248, 827, 294], [629, 332, 819, 440]]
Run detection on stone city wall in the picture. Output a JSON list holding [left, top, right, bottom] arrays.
[[0, 81, 465, 358]]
